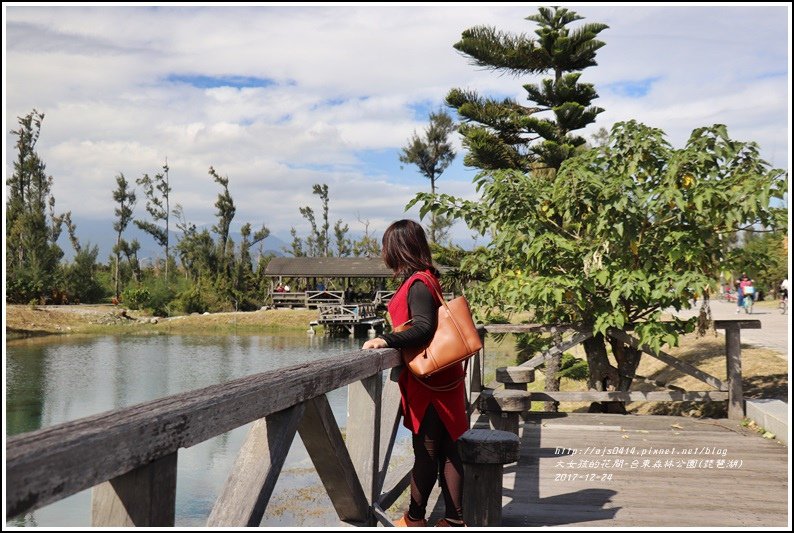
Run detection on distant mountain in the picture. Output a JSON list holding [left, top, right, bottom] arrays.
[[60, 216, 287, 263]]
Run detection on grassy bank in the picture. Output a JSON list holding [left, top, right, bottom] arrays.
[[7, 304, 785, 419], [5, 304, 320, 339]]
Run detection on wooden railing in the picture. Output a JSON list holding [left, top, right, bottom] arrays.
[[306, 290, 345, 307], [318, 304, 378, 322], [479, 319, 758, 420], [269, 292, 306, 307], [5, 346, 483, 527], [373, 290, 395, 306]]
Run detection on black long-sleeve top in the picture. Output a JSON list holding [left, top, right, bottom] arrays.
[[379, 281, 438, 348]]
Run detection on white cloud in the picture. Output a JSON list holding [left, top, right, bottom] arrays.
[[4, 4, 790, 248]]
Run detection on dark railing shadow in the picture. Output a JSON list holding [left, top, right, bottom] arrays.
[[502, 414, 619, 527]]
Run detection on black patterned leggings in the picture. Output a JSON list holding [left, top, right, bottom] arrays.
[[408, 404, 464, 521]]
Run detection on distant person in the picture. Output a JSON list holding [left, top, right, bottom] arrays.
[[780, 278, 788, 301], [316, 281, 326, 292], [274, 282, 285, 293], [738, 275, 755, 313], [736, 273, 750, 313]]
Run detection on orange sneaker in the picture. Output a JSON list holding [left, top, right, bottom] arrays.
[[394, 512, 428, 527]]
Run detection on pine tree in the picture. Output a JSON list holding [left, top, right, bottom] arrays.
[[209, 166, 236, 280], [135, 159, 172, 282], [448, 6, 608, 172], [400, 110, 456, 243], [6, 110, 68, 303], [112, 173, 136, 298]]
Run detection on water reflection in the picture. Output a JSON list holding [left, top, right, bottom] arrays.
[[5, 332, 367, 527]]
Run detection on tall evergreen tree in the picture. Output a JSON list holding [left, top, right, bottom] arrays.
[[296, 183, 333, 257], [135, 159, 171, 282], [234, 222, 270, 309], [314, 184, 330, 257], [6, 110, 68, 302], [448, 6, 608, 172], [286, 227, 306, 257], [400, 110, 456, 243], [334, 219, 352, 257], [112, 173, 136, 298], [209, 166, 236, 280]]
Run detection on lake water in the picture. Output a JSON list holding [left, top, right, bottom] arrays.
[[5, 332, 411, 527]]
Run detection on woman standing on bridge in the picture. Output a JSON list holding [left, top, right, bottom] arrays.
[[363, 219, 467, 527]]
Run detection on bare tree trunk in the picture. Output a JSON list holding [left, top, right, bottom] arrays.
[[544, 332, 562, 412], [114, 237, 121, 299], [430, 176, 437, 244], [611, 339, 643, 392], [582, 333, 621, 413]]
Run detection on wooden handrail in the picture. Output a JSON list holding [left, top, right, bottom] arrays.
[[6, 348, 403, 519]]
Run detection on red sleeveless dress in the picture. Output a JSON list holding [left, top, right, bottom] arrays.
[[388, 270, 468, 441]]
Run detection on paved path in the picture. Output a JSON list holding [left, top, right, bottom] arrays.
[[670, 299, 790, 358]]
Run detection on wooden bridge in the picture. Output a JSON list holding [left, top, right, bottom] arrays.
[[270, 290, 345, 309], [5, 320, 787, 527], [316, 303, 384, 336]]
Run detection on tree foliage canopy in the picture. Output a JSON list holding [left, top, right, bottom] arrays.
[[411, 121, 788, 352]]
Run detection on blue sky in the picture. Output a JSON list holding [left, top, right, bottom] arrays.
[[3, 3, 791, 250]]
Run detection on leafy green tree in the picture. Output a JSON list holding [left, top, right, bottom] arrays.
[[172, 172, 270, 311], [62, 244, 105, 303], [296, 184, 331, 256], [314, 184, 330, 256], [334, 219, 352, 257], [112, 173, 136, 299], [119, 238, 142, 283], [590, 127, 610, 148], [413, 121, 787, 410], [292, 183, 345, 257], [234, 222, 270, 309], [447, 7, 607, 172], [135, 159, 172, 282], [400, 110, 456, 243], [445, 6, 605, 410], [209, 166, 236, 280], [286, 226, 306, 257], [352, 215, 381, 258], [5, 110, 69, 303], [730, 231, 788, 297]]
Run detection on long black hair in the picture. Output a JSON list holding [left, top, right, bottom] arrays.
[[381, 219, 439, 279]]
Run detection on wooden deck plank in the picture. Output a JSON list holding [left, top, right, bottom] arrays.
[[424, 412, 787, 528], [497, 413, 788, 527]]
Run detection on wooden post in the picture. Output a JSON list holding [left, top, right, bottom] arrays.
[[725, 324, 745, 420], [346, 373, 383, 524], [207, 405, 305, 526], [467, 330, 486, 419], [472, 330, 485, 393], [91, 452, 177, 527], [458, 429, 519, 527], [479, 389, 532, 435], [496, 367, 535, 391], [374, 367, 404, 497], [298, 395, 369, 524]]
